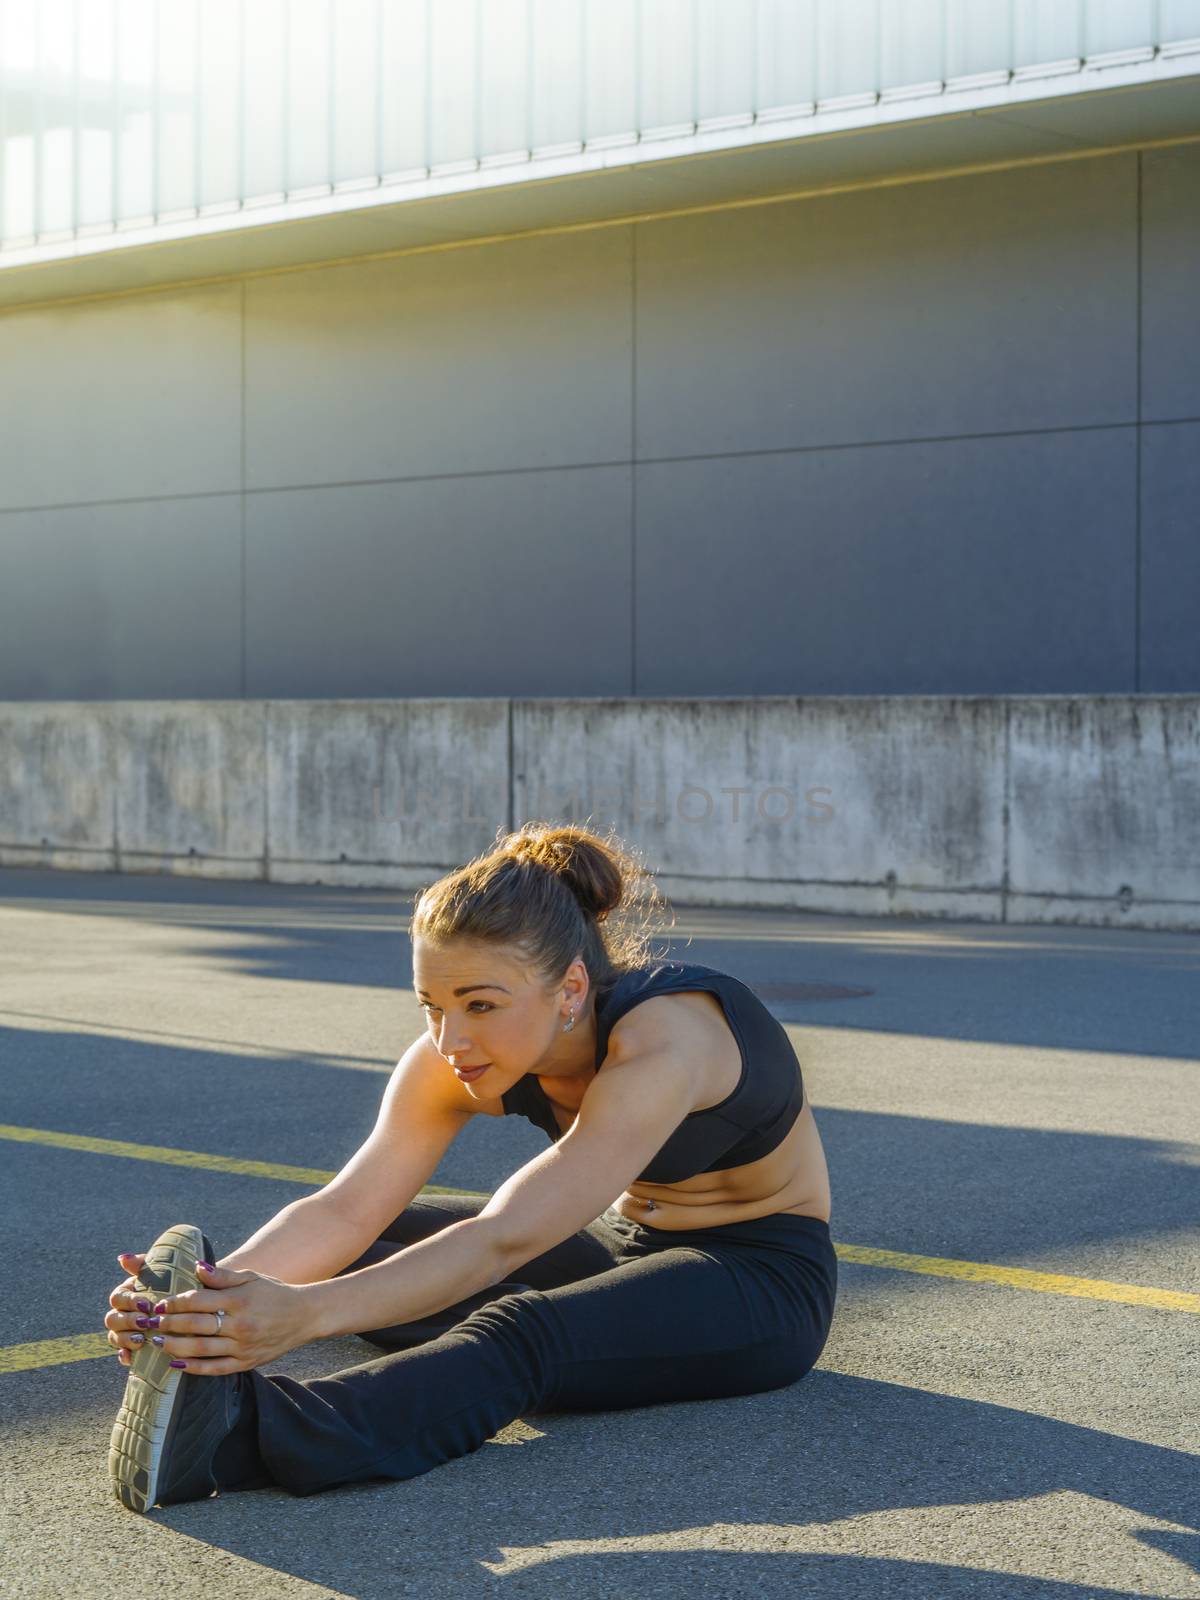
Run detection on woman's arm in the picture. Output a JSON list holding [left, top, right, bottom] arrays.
[[219, 1036, 477, 1283], [116, 1216, 508, 1377]]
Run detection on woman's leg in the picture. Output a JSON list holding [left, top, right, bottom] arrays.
[[215, 1212, 837, 1498]]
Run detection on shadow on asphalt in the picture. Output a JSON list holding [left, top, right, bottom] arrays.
[[151, 1366, 1200, 1595], [9, 1360, 1193, 1598]]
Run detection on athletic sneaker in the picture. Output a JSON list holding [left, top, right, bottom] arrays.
[[108, 1223, 252, 1511]]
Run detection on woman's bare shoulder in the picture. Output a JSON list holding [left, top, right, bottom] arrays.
[[605, 987, 730, 1062]]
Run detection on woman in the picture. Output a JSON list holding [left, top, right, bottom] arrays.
[[106, 821, 836, 1510]]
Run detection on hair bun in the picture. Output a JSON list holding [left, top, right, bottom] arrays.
[[506, 823, 619, 920]]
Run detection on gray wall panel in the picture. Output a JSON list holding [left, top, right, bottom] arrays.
[[0, 284, 242, 512], [635, 154, 1139, 461], [1141, 143, 1200, 423], [2, 146, 1196, 702], [635, 430, 1138, 695], [1140, 422, 1200, 692], [0, 497, 242, 699], [245, 468, 632, 698], [244, 230, 633, 490]]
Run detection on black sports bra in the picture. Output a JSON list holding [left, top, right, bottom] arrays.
[[499, 959, 804, 1184]]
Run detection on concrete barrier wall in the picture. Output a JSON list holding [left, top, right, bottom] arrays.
[[1, 696, 1197, 932]]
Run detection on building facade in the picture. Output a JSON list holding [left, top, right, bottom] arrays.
[[2, 0, 1197, 702]]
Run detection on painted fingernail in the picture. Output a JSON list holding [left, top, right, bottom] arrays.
[[197, 1261, 214, 1272], [152, 1301, 167, 1316], [134, 1316, 151, 1329], [151, 1335, 165, 1346], [135, 1299, 152, 1314], [169, 1360, 187, 1369], [129, 1333, 144, 1344]]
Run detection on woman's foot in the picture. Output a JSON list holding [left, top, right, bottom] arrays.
[[108, 1223, 255, 1511]]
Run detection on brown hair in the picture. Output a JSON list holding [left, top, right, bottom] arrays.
[[410, 820, 677, 1000]]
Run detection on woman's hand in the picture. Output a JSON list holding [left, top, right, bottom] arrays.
[[104, 1256, 317, 1375]]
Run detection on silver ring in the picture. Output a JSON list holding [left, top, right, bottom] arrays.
[[213, 1307, 226, 1335]]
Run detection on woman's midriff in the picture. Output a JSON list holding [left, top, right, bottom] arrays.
[[609, 1098, 831, 1229]]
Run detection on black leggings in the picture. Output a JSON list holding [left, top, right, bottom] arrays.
[[216, 1194, 838, 1498]]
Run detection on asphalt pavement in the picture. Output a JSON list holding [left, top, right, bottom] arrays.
[[0, 866, 1197, 1598]]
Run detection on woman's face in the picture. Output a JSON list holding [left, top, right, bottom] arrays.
[[412, 936, 590, 1093]]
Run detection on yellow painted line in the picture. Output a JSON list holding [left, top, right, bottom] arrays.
[[0, 1123, 472, 1194], [0, 1333, 114, 1374], [1, 1123, 1196, 1380], [0, 1122, 335, 1185], [834, 1243, 1200, 1315]]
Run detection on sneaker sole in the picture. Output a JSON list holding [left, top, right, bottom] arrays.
[[108, 1223, 214, 1513]]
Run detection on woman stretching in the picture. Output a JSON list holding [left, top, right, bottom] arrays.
[[105, 821, 836, 1510]]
